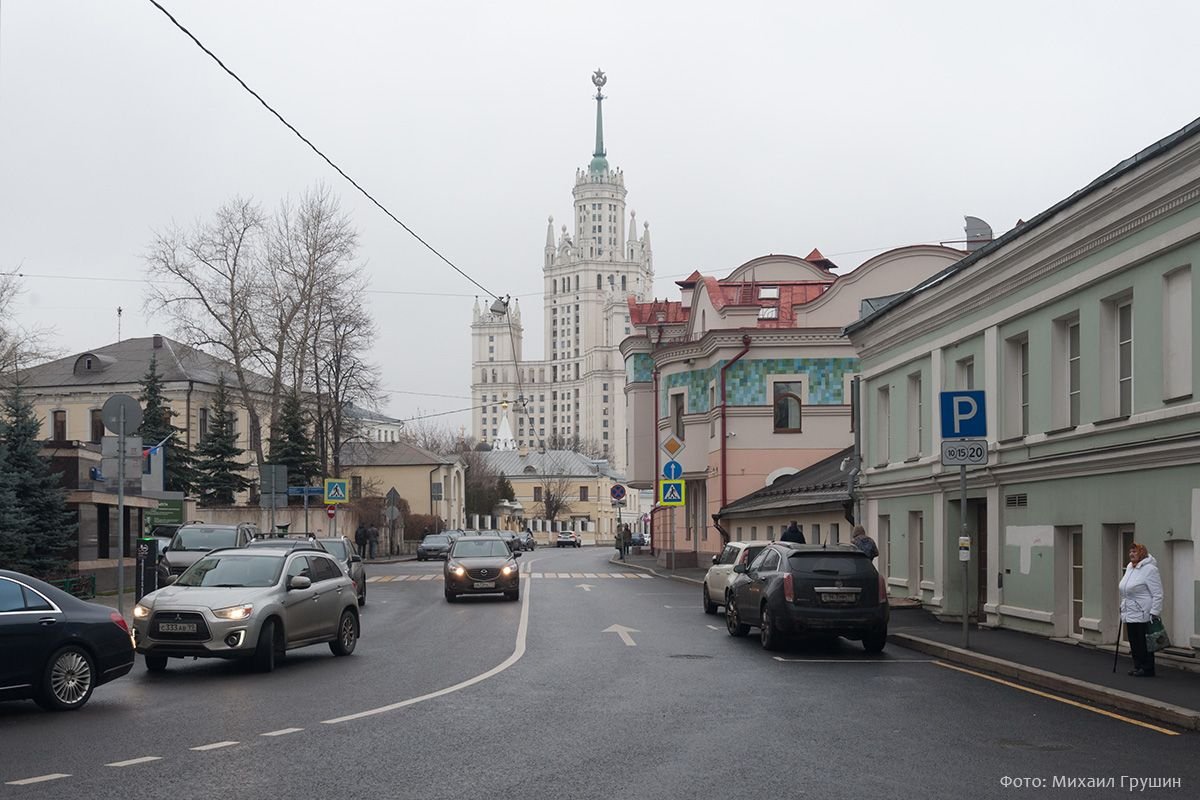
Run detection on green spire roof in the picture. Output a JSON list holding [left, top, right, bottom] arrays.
[[589, 69, 608, 173]]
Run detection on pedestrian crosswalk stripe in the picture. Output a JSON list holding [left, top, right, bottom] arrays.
[[583, 573, 597, 578], [531, 572, 543, 578]]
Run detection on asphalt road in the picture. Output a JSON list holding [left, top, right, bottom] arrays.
[[2, 547, 1197, 799]]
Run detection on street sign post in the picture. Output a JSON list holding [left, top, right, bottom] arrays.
[[659, 480, 685, 506], [326, 506, 336, 519], [939, 390, 988, 650], [659, 434, 685, 459], [287, 486, 324, 534], [662, 460, 682, 480], [610, 484, 626, 502], [102, 394, 142, 620], [324, 478, 349, 504]]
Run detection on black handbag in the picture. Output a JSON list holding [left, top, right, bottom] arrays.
[[1146, 617, 1171, 653]]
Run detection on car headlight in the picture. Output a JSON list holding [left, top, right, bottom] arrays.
[[133, 603, 151, 620], [501, 565, 515, 576], [212, 604, 253, 621], [448, 562, 466, 577]]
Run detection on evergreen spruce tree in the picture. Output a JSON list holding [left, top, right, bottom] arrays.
[[137, 355, 196, 494], [497, 475, 515, 502], [193, 377, 250, 507], [266, 390, 321, 496], [0, 385, 75, 576]]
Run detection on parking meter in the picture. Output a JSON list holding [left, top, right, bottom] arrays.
[[136, 536, 159, 600]]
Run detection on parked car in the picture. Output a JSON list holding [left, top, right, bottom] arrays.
[[245, 535, 327, 553], [556, 531, 581, 548], [516, 531, 536, 551], [148, 523, 182, 556], [316, 536, 366, 606], [0, 569, 135, 711], [133, 545, 359, 673], [631, 532, 647, 547], [157, 522, 258, 582], [702, 541, 769, 615], [443, 535, 521, 602], [724, 543, 889, 652], [496, 531, 521, 552], [416, 533, 453, 561]]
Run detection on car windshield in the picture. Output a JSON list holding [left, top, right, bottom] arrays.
[[171, 527, 238, 551], [423, 535, 450, 545], [451, 540, 512, 558], [321, 540, 348, 559], [176, 554, 283, 587]]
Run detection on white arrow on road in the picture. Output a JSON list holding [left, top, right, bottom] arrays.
[[576, 584, 594, 592], [603, 624, 640, 646]]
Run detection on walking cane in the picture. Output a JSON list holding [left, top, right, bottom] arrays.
[[1112, 620, 1123, 673]]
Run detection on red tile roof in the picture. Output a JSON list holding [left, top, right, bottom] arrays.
[[629, 276, 832, 330]]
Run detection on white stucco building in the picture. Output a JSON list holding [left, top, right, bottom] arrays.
[[470, 70, 654, 472]]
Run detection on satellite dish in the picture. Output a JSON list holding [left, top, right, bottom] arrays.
[[102, 394, 143, 434]]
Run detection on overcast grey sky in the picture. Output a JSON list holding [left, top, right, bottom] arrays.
[[3, 1, 1199, 429]]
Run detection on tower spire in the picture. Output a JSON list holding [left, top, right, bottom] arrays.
[[589, 69, 609, 173]]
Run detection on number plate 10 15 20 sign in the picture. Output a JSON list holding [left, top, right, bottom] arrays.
[[940, 439, 988, 467]]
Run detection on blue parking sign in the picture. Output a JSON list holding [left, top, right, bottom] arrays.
[[939, 391, 987, 439]]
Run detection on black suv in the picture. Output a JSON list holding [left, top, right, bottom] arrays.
[[725, 543, 888, 652], [157, 522, 258, 582]]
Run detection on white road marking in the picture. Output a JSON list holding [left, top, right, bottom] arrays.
[[531, 572, 544, 578], [706, 625, 722, 630], [419, 575, 436, 581], [583, 572, 597, 578], [322, 550, 535, 725], [190, 741, 239, 751], [603, 624, 640, 646], [570, 572, 586, 578], [772, 656, 937, 663], [576, 584, 594, 592], [106, 756, 162, 767], [260, 728, 304, 737], [595, 573, 611, 578], [6, 774, 71, 786]]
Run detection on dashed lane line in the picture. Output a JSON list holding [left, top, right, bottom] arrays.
[[105, 756, 163, 768], [189, 741, 240, 751], [260, 728, 304, 737], [5, 774, 71, 786]]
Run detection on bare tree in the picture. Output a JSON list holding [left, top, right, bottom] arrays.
[[0, 274, 55, 377], [536, 474, 574, 521], [400, 417, 458, 455], [544, 432, 606, 460], [143, 197, 270, 465]]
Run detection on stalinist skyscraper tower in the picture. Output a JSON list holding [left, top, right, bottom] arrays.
[[470, 70, 655, 473]]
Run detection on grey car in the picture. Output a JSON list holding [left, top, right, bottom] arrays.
[[133, 545, 360, 673], [157, 523, 258, 582], [316, 537, 366, 606]]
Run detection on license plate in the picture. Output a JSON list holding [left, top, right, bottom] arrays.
[[158, 622, 197, 633], [473, 581, 496, 589], [821, 592, 857, 604]]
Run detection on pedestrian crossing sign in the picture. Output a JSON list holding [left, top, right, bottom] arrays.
[[659, 479, 685, 507], [324, 478, 349, 504]]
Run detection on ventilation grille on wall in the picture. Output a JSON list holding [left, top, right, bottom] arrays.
[[1005, 493, 1028, 508]]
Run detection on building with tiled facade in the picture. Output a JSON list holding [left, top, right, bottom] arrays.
[[469, 71, 653, 473], [845, 117, 1200, 652], [621, 246, 964, 567]]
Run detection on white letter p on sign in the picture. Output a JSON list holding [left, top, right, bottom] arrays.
[[952, 396, 978, 434]]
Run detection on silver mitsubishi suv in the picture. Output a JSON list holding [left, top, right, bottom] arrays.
[[133, 545, 359, 673]]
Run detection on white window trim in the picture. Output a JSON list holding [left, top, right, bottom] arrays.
[[906, 371, 923, 458], [1162, 266, 1192, 400]]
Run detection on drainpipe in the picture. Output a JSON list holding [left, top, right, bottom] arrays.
[[185, 380, 194, 449], [649, 325, 665, 557], [849, 375, 862, 525], [719, 335, 752, 511], [429, 465, 440, 530]]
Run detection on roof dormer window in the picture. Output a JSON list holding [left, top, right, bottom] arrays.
[[758, 307, 779, 320], [758, 286, 780, 300]]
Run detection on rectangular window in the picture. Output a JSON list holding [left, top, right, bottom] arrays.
[[766, 525, 774, 539], [906, 372, 922, 457], [52, 410, 66, 441], [578, 486, 588, 502], [812, 523, 821, 545], [90, 409, 104, 443], [709, 384, 717, 438], [877, 515, 891, 578], [351, 475, 363, 500], [1163, 267, 1192, 399], [1052, 315, 1081, 429], [1020, 339, 1030, 434], [875, 386, 890, 465], [1118, 301, 1133, 416], [830, 522, 840, 543], [773, 381, 803, 433], [672, 393, 686, 440], [1070, 528, 1084, 636], [533, 486, 543, 502], [1068, 320, 1081, 425], [911, 511, 924, 584], [1004, 334, 1029, 436], [955, 357, 975, 391]]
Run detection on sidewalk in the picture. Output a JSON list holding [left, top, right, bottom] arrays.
[[613, 551, 1200, 731]]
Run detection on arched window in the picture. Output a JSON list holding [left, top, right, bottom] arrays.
[[621, 275, 627, 291], [574, 274, 579, 290], [553, 279, 558, 294], [596, 274, 603, 289], [491, 369, 498, 383], [773, 381, 803, 433]]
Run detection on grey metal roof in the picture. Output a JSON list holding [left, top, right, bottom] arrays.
[[341, 440, 458, 467], [483, 449, 622, 480], [844, 114, 1200, 337], [718, 447, 852, 517], [12, 335, 272, 391]]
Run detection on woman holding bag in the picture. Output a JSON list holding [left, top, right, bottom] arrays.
[[1119, 542, 1165, 677]]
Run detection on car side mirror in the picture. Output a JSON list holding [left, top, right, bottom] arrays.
[[513, 552, 522, 558], [711, 554, 720, 565], [163, 574, 178, 585], [288, 575, 312, 590], [351, 555, 362, 563], [732, 564, 747, 574]]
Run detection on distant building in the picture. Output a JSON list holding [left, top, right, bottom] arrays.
[[470, 70, 654, 472], [346, 404, 405, 443], [340, 440, 465, 530]]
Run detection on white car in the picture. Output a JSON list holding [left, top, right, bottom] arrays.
[[702, 541, 769, 614]]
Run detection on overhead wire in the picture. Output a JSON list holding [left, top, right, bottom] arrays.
[[144, 0, 499, 301]]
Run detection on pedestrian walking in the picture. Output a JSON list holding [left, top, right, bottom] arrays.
[[367, 525, 380, 560], [355, 523, 368, 556], [621, 524, 632, 560], [851, 525, 879, 559], [1119, 542, 1164, 678], [780, 520, 805, 544]]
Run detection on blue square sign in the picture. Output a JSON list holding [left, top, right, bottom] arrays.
[[939, 391, 987, 439]]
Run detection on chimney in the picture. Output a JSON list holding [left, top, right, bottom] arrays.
[[153, 334, 164, 349], [964, 216, 993, 253], [518, 443, 529, 458]]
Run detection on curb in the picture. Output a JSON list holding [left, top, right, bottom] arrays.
[[609, 558, 704, 585], [891, 632, 1200, 731]]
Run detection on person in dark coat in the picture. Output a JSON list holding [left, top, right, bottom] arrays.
[[851, 525, 879, 559], [355, 524, 368, 556], [367, 525, 380, 560], [780, 521, 805, 544]]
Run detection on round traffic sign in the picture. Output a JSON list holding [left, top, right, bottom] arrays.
[[102, 394, 143, 435], [326, 505, 336, 520], [610, 484, 627, 502]]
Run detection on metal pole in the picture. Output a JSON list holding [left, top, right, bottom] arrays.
[[960, 463, 969, 649], [117, 406, 126, 618], [304, 493, 310, 535], [268, 467, 276, 533]]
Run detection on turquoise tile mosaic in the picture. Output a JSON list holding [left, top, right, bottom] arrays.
[[660, 357, 858, 415], [626, 353, 654, 383]]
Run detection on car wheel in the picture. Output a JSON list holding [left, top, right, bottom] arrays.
[[760, 605, 783, 651], [330, 610, 358, 656], [358, 580, 367, 607], [725, 594, 750, 638], [505, 589, 520, 602], [144, 654, 168, 673], [702, 583, 718, 615], [444, 589, 457, 603], [252, 619, 278, 673], [35, 645, 95, 711], [862, 630, 887, 653]]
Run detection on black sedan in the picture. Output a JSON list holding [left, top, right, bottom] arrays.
[[416, 533, 453, 561], [443, 536, 521, 602], [0, 569, 135, 711]]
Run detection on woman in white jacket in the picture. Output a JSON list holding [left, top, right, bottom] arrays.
[[1119, 543, 1164, 677]]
